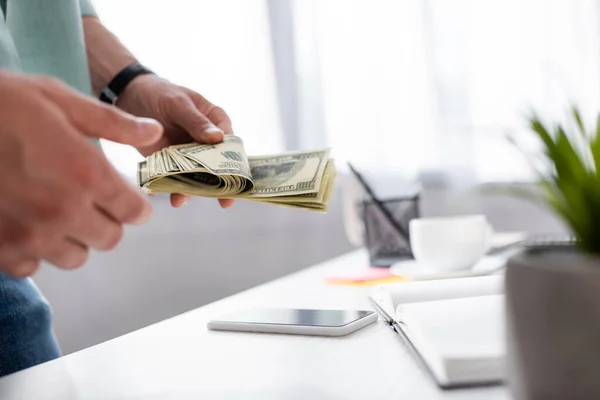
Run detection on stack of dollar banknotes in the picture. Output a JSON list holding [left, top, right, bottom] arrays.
[[137, 135, 336, 212]]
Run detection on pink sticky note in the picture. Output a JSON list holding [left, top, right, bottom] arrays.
[[326, 268, 404, 286]]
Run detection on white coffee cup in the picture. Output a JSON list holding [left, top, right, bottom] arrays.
[[409, 215, 493, 271]]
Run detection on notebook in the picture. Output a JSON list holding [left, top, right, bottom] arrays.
[[369, 275, 505, 388]]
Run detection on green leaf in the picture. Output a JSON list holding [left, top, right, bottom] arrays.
[[572, 106, 587, 137], [554, 125, 589, 181], [528, 116, 556, 154], [506, 107, 600, 253], [591, 113, 600, 173]]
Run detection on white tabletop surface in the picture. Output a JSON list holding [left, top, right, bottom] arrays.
[[0, 250, 510, 400]]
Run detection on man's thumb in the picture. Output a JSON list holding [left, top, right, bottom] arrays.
[[122, 117, 163, 146], [58, 89, 164, 147], [173, 101, 224, 144], [90, 111, 163, 146]]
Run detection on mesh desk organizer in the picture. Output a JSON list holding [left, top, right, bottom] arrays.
[[360, 194, 420, 267]]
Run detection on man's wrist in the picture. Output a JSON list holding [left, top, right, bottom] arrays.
[[114, 73, 159, 112], [99, 61, 154, 105]]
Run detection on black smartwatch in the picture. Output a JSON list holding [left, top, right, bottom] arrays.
[[99, 61, 154, 105]]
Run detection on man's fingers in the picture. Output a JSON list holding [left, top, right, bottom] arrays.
[[169, 97, 224, 144], [170, 193, 189, 208], [170, 193, 234, 209], [10, 260, 41, 278], [0, 219, 88, 272], [170, 194, 234, 209], [218, 198, 235, 209], [78, 106, 163, 147], [73, 207, 124, 250], [183, 93, 234, 209], [41, 238, 89, 271], [94, 176, 153, 225], [39, 132, 153, 226], [0, 247, 40, 278], [182, 89, 234, 136], [205, 105, 234, 135], [70, 139, 154, 225], [48, 87, 156, 225], [48, 85, 163, 146], [0, 216, 41, 277]]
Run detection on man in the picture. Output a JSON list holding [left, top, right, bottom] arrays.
[[0, 0, 234, 377]]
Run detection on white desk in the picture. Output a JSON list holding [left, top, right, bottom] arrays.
[[0, 250, 509, 399]]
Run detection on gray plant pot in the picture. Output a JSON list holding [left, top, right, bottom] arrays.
[[506, 247, 600, 399]]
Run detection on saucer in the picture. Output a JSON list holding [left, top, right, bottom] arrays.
[[389, 232, 526, 281], [389, 252, 517, 281]]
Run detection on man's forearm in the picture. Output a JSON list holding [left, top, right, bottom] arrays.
[[83, 16, 136, 97]]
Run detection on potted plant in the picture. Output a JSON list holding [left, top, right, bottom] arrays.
[[505, 107, 600, 399]]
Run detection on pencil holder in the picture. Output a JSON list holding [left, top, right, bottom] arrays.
[[360, 195, 419, 267]]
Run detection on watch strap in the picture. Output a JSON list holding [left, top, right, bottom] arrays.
[[99, 61, 154, 104]]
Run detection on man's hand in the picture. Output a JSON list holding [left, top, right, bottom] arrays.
[[0, 71, 162, 277], [82, 16, 234, 209], [115, 75, 235, 209]]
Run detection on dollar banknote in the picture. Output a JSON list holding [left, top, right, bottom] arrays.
[[137, 135, 336, 212]]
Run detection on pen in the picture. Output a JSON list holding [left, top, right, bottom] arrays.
[[347, 162, 410, 241]]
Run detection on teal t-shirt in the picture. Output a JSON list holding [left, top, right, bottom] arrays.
[[0, 0, 98, 95]]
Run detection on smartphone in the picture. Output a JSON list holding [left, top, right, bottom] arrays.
[[207, 308, 377, 336]]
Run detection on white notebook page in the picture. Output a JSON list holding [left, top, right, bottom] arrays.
[[397, 294, 505, 384]]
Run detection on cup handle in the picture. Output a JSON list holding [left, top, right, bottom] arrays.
[[485, 222, 495, 252]]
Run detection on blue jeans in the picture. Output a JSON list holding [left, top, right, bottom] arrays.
[[0, 272, 61, 377]]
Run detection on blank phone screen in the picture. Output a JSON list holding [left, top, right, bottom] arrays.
[[214, 309, 373, 327]]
